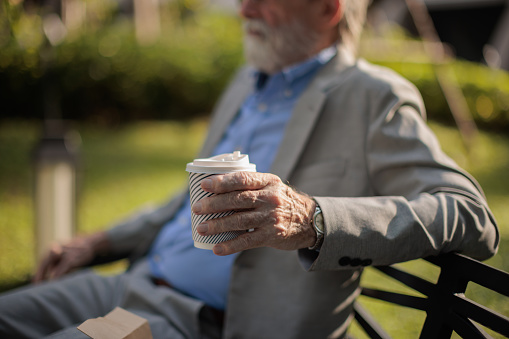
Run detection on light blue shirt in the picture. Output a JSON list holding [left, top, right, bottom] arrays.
[[148, 46, 337, 310]]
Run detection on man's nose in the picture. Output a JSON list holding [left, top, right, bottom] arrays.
[[239, 0, 260, 19]]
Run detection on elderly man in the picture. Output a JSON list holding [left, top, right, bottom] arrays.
[[0, 0, 498, 338]]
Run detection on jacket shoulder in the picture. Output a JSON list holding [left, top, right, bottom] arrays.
[[324, 58, 426, 119]]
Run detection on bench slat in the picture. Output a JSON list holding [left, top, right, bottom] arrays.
[[426, 254, 509, 297], [374, 265, 435, 296], [452, 294, 509, 337], [361, 288, 428, 311], [448, 311, 493, 339], [353, 302, 392, 339]]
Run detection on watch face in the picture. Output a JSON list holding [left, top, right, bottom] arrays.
[[315, 212, 324, 232]]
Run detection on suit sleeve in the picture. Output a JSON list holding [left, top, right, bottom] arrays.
[[105, 190, 187, 257], [300, 83, 499, 271]]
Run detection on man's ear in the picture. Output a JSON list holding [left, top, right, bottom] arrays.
[[322, 0, 343, 28]]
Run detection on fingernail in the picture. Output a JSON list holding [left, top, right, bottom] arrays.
[[213, 245, 224, 255], [202, 179, 212, 190], [192, 201, 202, 214], [196, 223, 208, 233]]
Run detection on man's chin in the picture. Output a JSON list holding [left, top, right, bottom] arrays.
[[245, 30, 266, 41], [244, 51, 278, 73], [244, 34, 267, 49], [244, 41, 272, 71]]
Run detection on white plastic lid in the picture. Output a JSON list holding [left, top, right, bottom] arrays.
[[186, 151, 257, 174]]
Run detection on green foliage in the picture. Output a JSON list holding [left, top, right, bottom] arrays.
[[374, 59, 509, 132], [360, 25, 509, 133], [1, 3, 508, 132], [0, 3, 244, 125]]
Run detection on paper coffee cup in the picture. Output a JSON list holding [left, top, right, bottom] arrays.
[[186, 151, 256, 250]]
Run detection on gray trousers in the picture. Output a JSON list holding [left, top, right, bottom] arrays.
[[0, 260, 219, 339]]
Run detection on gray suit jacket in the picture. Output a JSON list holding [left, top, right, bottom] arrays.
[[106, 46, 499, 338]]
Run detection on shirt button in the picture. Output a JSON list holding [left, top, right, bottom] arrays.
[[284, 89, 293, 97], [178, 216, 188, 225], [153, 254, 161, 262], [257, 103, 268, 112]]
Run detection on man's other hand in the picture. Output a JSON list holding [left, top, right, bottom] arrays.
[[32, 232, 110, 283], [192, 172, 317, 255]]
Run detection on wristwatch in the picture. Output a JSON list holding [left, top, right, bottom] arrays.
[[308, 201, 324, 251]]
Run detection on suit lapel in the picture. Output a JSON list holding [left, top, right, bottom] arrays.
[[270, 46, 357, 182], [269, 87, 326, 182]]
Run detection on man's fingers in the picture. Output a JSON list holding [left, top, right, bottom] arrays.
[[196, 210, 269, 235], [33, 245, 62, 282], [50, 255, 73, 279], [201, 172, 280, 194], [33, 255, 49, 282], [212, 231, 266, 256], [193, 186, 286, 215], [193, 189, 263, 215], [33, 259, 51, 283]]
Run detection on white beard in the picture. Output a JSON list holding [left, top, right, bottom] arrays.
[[243, 19, 321, 74]]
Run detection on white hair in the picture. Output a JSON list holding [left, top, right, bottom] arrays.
[[338, 0, 371, 55]]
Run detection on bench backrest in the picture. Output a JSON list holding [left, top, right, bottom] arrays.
[[353, 253, 509, 338]]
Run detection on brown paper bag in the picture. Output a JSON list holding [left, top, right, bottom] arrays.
[[77, 307, 153, 339]]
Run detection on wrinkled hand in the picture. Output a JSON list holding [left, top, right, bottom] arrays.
[[192, 172, 317, 256], [33, 232, 110, 283]]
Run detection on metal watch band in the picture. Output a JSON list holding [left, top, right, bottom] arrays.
[[308, 203, 324, 251]]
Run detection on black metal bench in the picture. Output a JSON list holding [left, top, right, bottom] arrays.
[[353, 253, 509, 338]]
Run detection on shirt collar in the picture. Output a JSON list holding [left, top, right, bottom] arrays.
[[252, 44, 338, 89], [282, 44, 337, 83]]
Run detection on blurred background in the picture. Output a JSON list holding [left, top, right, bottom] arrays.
[[0, 0, 508, 337]]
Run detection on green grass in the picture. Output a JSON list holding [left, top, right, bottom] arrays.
[[0, 119, 507, 337], [0, 119, 208, 287]]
